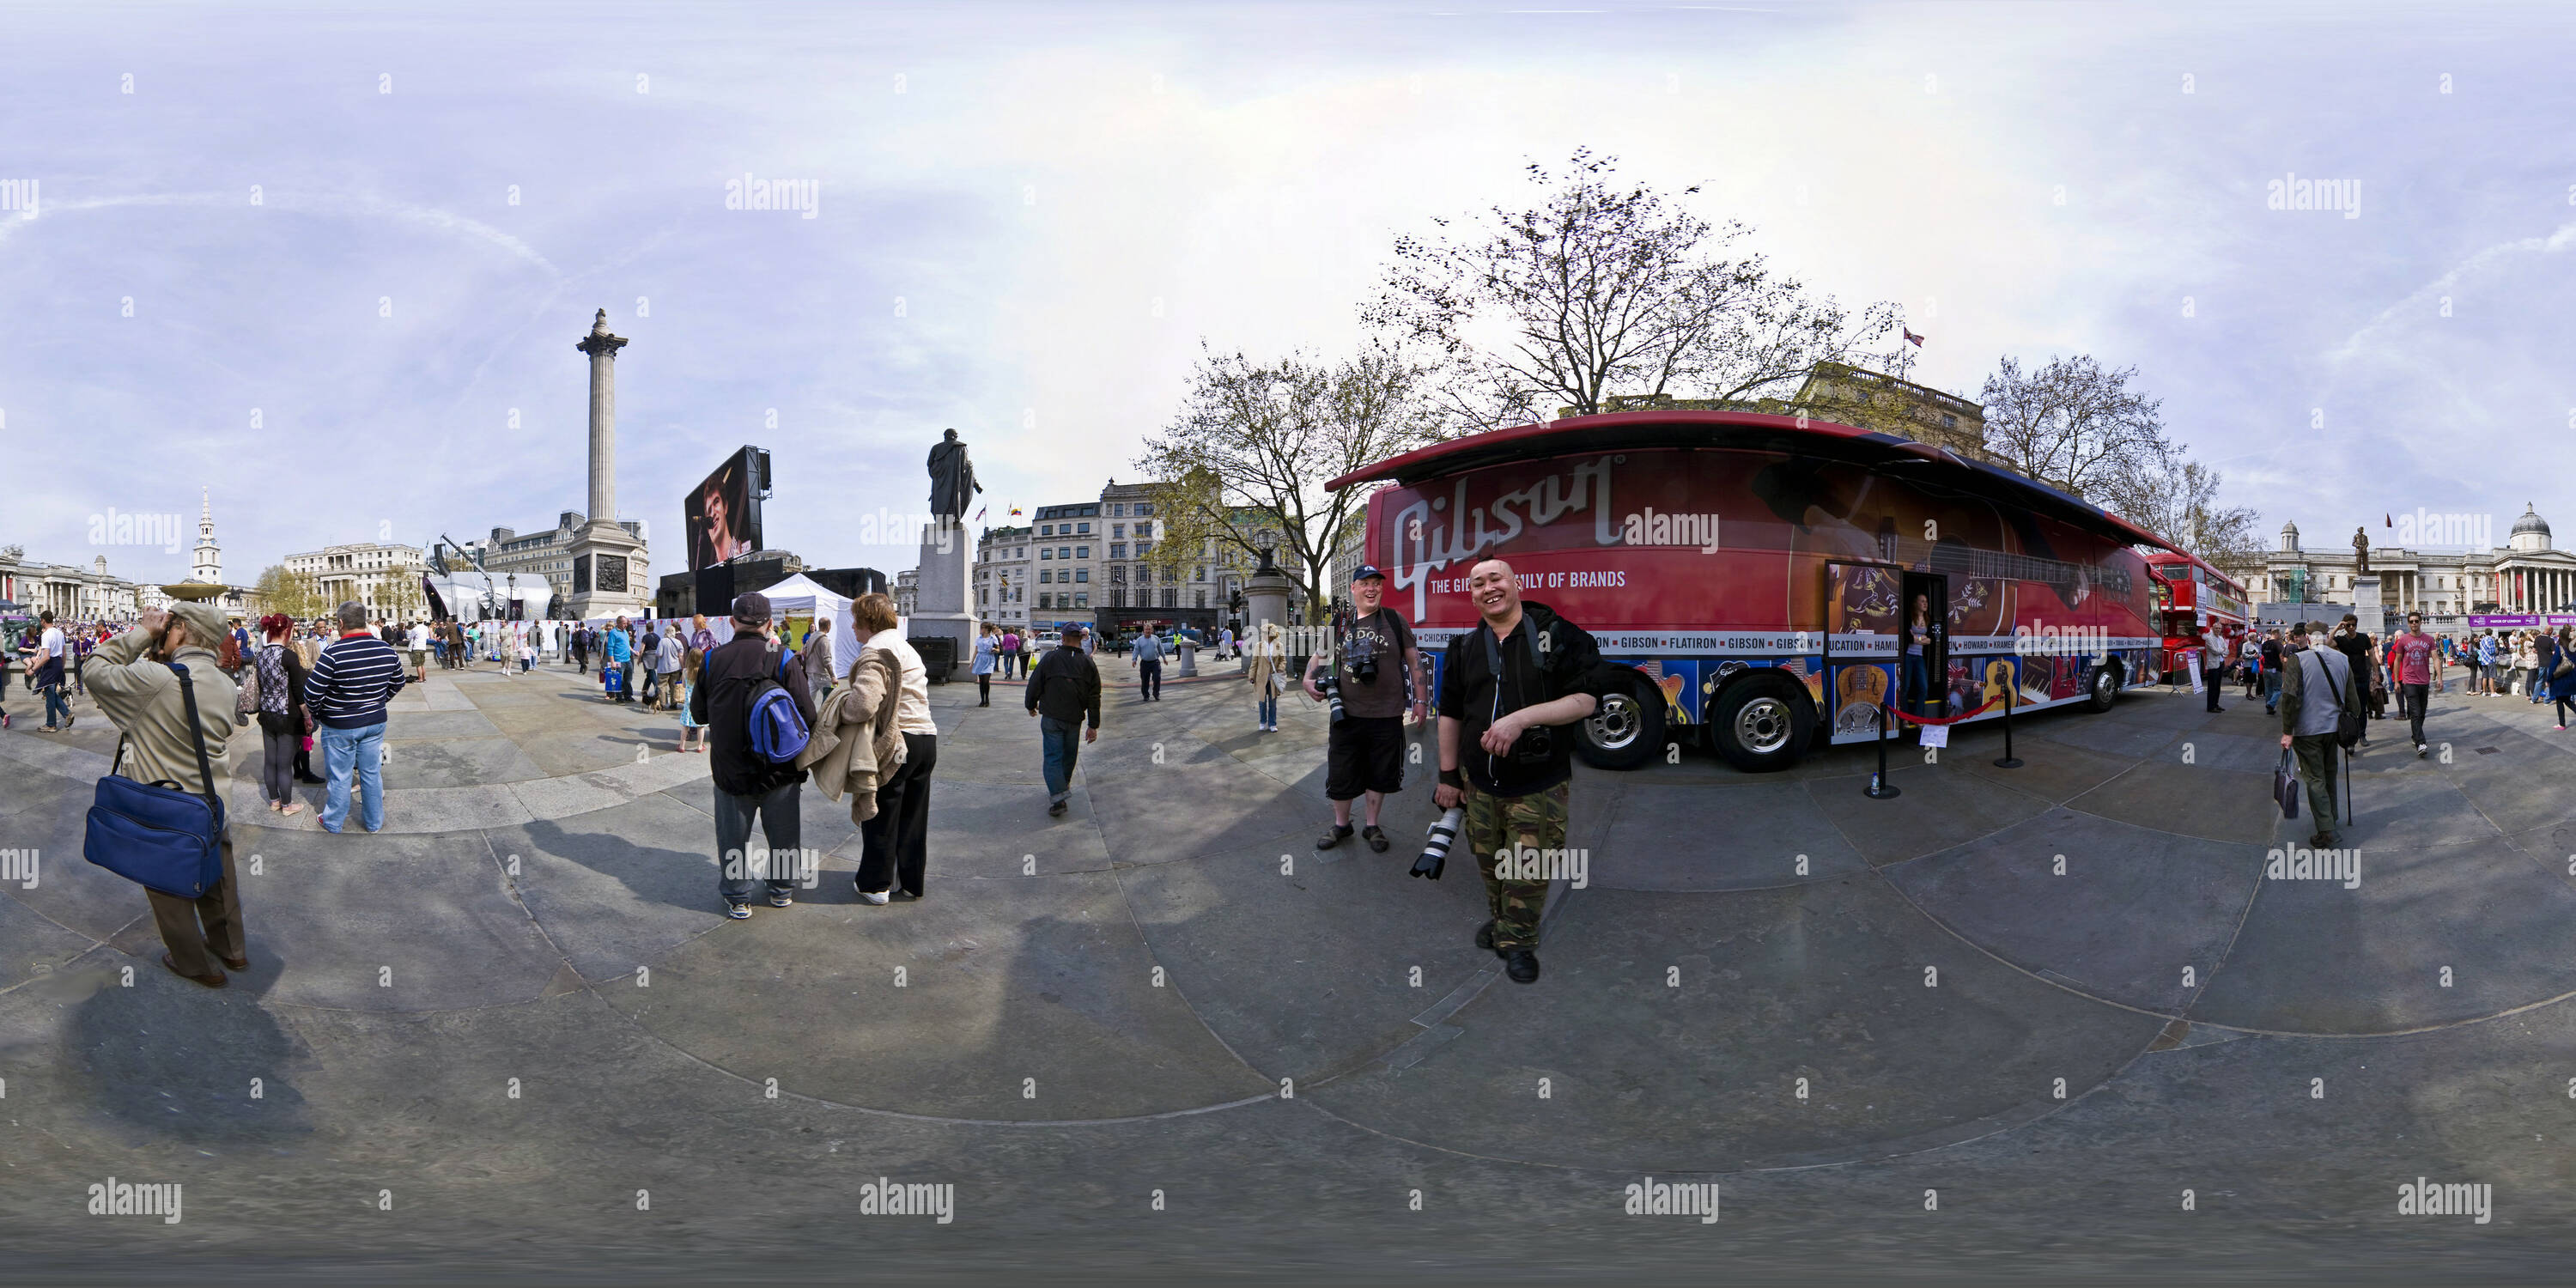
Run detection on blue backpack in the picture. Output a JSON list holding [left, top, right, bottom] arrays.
[[745, 647, 811, 763]]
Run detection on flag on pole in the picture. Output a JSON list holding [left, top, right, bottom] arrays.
[[974, 506, 987, 521], [1902, 327, 1924, 347], [1008, 505, 1024, 518]]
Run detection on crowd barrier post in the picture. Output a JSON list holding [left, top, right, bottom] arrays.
[[1866, 703, 1901, 799]]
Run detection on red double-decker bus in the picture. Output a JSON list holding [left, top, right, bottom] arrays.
[[1327, 410, 2179, 772], [2141, 550, 2252, 683]]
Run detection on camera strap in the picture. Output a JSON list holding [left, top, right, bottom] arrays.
[[1481, 612, 1551, 716]]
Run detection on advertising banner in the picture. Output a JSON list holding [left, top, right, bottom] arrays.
[[684, 447, 762, 572]]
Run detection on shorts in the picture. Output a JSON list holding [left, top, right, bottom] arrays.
[[410, 649, 427, 666], [1325, 714, 1406, 800]]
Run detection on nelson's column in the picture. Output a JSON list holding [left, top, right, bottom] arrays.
[[565, 308, 651, 620]]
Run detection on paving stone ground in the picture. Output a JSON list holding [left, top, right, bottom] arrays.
[[6, 656, 2576, 1281]]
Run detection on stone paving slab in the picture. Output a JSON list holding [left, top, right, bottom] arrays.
[[1806, 762, 2053, 867], [2070, 760, 2283, 845], [2184, 831, 2576, 1035], [1590, 777, 1871, 890], [1306, 879, 2169, 1171], [1884, 808, 2263, 1013], [1117, 832, 1505, 1081], [600, 869, 1274, 1121]]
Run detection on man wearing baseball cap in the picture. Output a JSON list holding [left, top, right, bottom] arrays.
[[690, 592, 819, 918], [1303, 564, 1427, 853]]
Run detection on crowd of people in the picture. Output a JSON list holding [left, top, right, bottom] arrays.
[[74, 565, 2576, 996], [2215, 617, 2576, 743]]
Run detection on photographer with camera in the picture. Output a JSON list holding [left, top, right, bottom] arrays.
[[1305, 564, 1427, 852], [1433, 557, 1608, 985]]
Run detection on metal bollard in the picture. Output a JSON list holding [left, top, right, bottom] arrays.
[[1865, 703, 1901, 799], [1994, 683, 2023, 769]]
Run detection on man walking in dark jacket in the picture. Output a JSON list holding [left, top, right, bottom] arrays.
[[690, 592, 818, 918], [1025, 624, 1101, 817]]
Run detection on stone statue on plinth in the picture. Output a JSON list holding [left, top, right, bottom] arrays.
[[928, 428, 982, 520], [2353, 526, 2371, 575]]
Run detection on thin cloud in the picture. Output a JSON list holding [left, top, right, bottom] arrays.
[[0, 190, 558, 275]]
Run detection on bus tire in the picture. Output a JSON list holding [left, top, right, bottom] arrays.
[[1575, 669, 1668, 771], [2085, 661, 2122, 713], [1707, 672, 1814, 773]]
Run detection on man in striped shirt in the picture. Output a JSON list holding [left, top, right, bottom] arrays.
[[306, 600, 410, 834]]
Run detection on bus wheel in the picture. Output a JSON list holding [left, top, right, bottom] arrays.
[[1709, 673, 1814, 773], [1575, 671, 1668, 771], [2086, 663, 2121, 713]]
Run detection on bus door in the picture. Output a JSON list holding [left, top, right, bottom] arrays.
[[1900, 571, 1949, 719], [1821, 560, 1903, 741]]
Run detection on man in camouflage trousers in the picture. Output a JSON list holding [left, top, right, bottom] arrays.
[[1436, 558, 1610, 985]]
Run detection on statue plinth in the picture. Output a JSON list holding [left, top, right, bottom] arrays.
[[905, 516, 975, 678]]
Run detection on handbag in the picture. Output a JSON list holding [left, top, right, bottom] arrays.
[[82, 660, 228, 899], [2273, 747, 2300, 820], [234, 663, 260, 723]]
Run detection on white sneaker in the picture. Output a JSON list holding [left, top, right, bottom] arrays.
[[854, 885, 890, 906]]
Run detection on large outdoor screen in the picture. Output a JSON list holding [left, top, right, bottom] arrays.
[[683, 447, 762, 572]]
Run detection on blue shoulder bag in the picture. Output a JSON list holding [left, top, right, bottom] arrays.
[[83, 660, 228, 899]]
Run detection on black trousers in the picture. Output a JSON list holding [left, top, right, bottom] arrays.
[[858, 732, 938, 896], [977, 673, 991, 703], [2400, 681, 2429, 746]]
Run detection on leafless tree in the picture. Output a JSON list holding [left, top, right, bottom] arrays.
[[1134, 343, 1442, 622], [1978, 354, 2171, 501], [2111, 447, 2264, 579], [1364, 148, 1917, 432]]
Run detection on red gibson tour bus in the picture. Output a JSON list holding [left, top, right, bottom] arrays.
[[1327, 410, 2180, 772]]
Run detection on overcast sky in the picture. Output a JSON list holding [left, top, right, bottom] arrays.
[[6, 0, 2574, 587]]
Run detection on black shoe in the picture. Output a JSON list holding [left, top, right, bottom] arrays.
[[1315, 823, 1353, 850], [2310, 832, 2340, 848], [1474, 920, 1496, 952], [1503, 948, 1540, 984], [1048, 799, 1068, 817], [891, 889, 922, 902], [1361, 825, 1389, 853]]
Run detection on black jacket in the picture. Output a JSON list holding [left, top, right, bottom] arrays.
[[1026, 644, 1102, 727], [690, 632, 817, 796], [1435, 600, 1610, 797]]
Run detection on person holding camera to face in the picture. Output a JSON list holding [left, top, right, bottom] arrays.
[[1306, 564, 1428, 853], [1432, 557, 1609, 985]]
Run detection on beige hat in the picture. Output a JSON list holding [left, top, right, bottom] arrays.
[[168, 599, 231, 649]]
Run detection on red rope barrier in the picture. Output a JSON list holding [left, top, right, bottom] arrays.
[[1881, 696, 2003, 727]]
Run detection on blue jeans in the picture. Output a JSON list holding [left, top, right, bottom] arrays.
[[1258, 696, 1278, 726], [318, 722, 386, 832], [2263, 668, 2282, 708], [42, 683, 71, 728], [1040, 715, 1082, 805], [1138, 659, 1162, 699], [1901, 653, 1931, 716]]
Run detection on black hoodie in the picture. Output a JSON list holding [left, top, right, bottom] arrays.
[[1435, 600, 1611, 797]]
